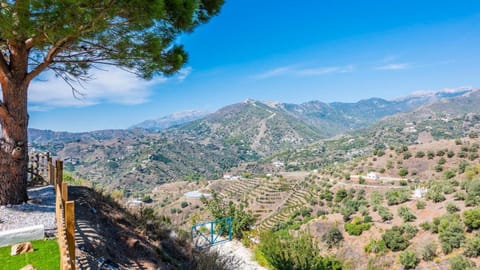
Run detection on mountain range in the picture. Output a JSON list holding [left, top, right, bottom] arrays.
[[28, 88, 479, 193]]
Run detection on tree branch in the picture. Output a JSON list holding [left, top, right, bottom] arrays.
[[25, 37, 74, 83]]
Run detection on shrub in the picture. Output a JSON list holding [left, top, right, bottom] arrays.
[[420, 222, 431, 231], [463, 208, 480, 231], [180, 201, 188, 208], [438, 214, 465, 254], [398, 206, 416, 222], [321, 227, 344, 248], [449, 255, 476, 270], [425, 186, 446, 203], [437, 150, 446, 156], [447, 150, 455, 158], [416, 200, 426, 209], [464, 236, 480, 257], [434, 164, 443, 172], [421, 241, 437, 261], [438, 157, 446, 165], [403, 152, 412, 160], [382, 225, 416, 251], [399, 249, 419, 269], [364, 239, 387, 254], [443, 170, 456, 179], [344, 217, 371, 236], [201, 193, 255, 239], [378, 206, 394, 222], [415, 151, 425, 158], [334, 189, 348, 202], [398, 168, 408, 177], [358, 177, 365, 184], [385, 189, 410, 205], [427, 151, 435, 159], [259, 231, 342, 270]]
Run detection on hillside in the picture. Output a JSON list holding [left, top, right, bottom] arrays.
[[150, 136, 480, 269], [28, 89, 479, 194], [258, 89, 480, 173]]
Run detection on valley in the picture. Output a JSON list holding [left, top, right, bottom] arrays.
[[28, 88, 480, 269]]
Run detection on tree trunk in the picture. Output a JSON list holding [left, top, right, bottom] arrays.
[[0, 81, 29, 205]]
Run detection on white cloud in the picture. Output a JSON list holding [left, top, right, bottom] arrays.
[[376, 63, 410, 70], [254, 66, 293, 79], [28, 66, 179, 110], [254, 64, 354, 79], [177, 66, 192, 81], [297, 65, 354, 76]]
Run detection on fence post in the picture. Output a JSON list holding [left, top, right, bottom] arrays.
[[56, 160, 63, 186], [62, 182, 68, 205], [66, 201, 76, 270], [48, 158, 54, 185]]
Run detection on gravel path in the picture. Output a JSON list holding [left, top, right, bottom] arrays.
[[209, 239, 267, 270], [0, 185, 56, 235]]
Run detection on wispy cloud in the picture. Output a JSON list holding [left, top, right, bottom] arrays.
[[375, 63, 410, 70], [28, 66, 188, 110], [177, 66, 192, 81], [254, 64, 354, 79], [254, 66, 293, 79], [297, 65, 354, 76]]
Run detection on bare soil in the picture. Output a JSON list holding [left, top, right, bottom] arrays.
[[70, 186, 176, 270]]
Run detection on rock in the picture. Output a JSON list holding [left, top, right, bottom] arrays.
[[11, 242, 34, 256], [20, 264, 37, 270]]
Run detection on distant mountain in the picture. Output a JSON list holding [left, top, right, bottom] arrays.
[[276, 87, 476, 137], [130, 110, 210, 131], [262, 89, 480, 172], [28, 88, 479, 192]]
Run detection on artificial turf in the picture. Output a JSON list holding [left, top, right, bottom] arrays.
[[0, 239, 59, 270]]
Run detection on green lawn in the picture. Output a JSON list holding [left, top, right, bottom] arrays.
[[0, 239, 59, 270]]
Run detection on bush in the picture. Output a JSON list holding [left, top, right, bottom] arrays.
[[403, 152, 412, 160], [438, 214, 465, 254], [398, 206, 416, 222], [415, 151, 425, 158], [437, 150, 446, 157], [201, 193, 255, 239], [385, 189, 410, 205], [416, 200, 426, 209], [450, 255, 476, 270], [420, 222, 431, 231], [399, 249, 419, 269], [421, 241, 437, 261], [382, 225, 416, 251], [180, 201, 188, 208], [358, 177, 365, 184], [427, 151, 435, 159], [425, 186, 446, 203], [259, 231, 342, 270], [378, 206, 394, 222], [321, 227, 344, 248], [334, 189, 348, 202], [398, 168, 408, 177], [364, 239, 387, 254], [446, 202, 460, 213], [344, 217, 371, 236], [464, 236, 480, 257], [463, 208, 480, 231]]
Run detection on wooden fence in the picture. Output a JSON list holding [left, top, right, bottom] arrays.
[[28, 152, 50, 186], [47, 158, 76, 270]]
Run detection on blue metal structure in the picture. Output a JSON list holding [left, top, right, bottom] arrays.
[[191, 216, 232, 249]]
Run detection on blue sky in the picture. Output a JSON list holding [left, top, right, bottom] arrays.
[[29, 1, 480, 132]]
